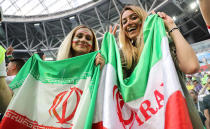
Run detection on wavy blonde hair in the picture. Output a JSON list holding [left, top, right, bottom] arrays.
[[57, 25, 99, 60], [119, 5, 148, 69]]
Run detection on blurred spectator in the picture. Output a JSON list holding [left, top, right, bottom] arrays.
[[193, 79, 203, 92], [6, 58, 25, 85], [186, 80, 194, 90], [200, 76, 210, 96], [203, 78, 210, 128], [189, 89, 208, 128]]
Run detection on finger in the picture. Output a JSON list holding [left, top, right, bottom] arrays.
[[95, 56, 102, 64], [157, 12, 161, 17], [96, 53, 102, 59], [157, 12, 164, 18], [109, 25, 113, 33], [95, 58, 99, 66], [112, 24, 118, 35], [95, 55, 101, 65], [98, 59, 104, 70], [97, 53, 101, 56], [151, 10, 156, 14], [97, 59, 103, 66]]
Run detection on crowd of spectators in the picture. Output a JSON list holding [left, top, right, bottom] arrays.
[[187, 71, 210, 129]]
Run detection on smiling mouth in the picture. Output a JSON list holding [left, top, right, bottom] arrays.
[[127, 26, 137, 33], [78, 44, 87, 47]]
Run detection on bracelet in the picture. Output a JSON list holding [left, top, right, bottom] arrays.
[[168, 27, 179, 35]]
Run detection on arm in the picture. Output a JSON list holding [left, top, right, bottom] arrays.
[[156, 12, 200, 74], [0, 77, 12, 113], [169, 27, 199, 74], [204, 109, 210, 128], [199, 0, 210, 26]]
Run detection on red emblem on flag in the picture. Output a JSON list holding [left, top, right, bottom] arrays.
[[113, 85, 135, 128], [49, 87, 83, 124]]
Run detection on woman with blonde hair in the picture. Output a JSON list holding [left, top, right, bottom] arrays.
[[116, 5, 199, 77], [57, 25, 104, 69], [110, 5, 202, 128]]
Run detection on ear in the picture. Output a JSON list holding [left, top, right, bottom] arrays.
[[13, 64, 17, 70]]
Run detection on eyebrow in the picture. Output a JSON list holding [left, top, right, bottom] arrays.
[[77, 31, 92, 35], [122, 13, 137, 19]]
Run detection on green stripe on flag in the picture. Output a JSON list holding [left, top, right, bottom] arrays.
[[101, 14, 167, 102], [10, 51, 99, 89], [0, 45, 6, 64], [84, 66, 100, 129]]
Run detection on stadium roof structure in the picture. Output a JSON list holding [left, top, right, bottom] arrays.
[[0, 0, 209, 60], [1, 0, 93, 16]]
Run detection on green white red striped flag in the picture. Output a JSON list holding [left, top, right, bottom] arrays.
[[0, 52, 100, 129], [92, 14, 199, 129]]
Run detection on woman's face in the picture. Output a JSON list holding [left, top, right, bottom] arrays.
[[71, 28, 93, 55], [122, 10, 141, 41]]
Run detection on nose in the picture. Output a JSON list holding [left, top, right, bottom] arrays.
[[125, 18, 133, 27], [80, 36, 87, 43]]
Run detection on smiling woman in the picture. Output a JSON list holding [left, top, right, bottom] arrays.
[[117, 5, 199, 78], [71, 28, 94, 57], [57, 25, 98, 60], [119, 7, 147, 72], [57, 25, 105, 70]]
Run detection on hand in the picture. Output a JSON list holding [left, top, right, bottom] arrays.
[[6, 45, 14, 55], [152, 11, 177, 31], [109, 24, 119, 36], [95, 53, 105, 70]]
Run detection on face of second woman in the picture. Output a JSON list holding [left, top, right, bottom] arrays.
[[72, 28, 93, 55], [122, 9, 141, 41]]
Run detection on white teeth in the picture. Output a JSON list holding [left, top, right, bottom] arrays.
[[128, 27, 136, 32]]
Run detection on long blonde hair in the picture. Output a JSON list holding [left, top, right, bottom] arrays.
[[119, 5, 148, 69], [57, 25, 99, 60]]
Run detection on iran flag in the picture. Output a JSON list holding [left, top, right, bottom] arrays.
[[0, 51, 101, 129], [92, 14, 203, 129]]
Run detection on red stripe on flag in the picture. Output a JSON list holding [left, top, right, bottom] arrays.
[[92, 121, 107, 129], [0, 110, 71, 129], [165, 91, 193, 129], [207, 25, 210, 29]]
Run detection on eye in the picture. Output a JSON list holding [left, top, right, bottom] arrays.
[[122, 19, 127, 25], [76, 33, 83, 38], [131, 15, 138, 20], [86, 35, 91, 41]]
